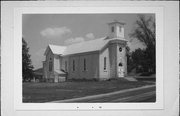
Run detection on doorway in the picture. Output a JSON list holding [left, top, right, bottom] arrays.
[[118, 62, 124, 77]]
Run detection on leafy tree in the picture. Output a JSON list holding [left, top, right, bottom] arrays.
[[131, 48, 147, 73], [22, 38, 34, 82], [126, 45, 134, 73], [130, 15, 156, 73]]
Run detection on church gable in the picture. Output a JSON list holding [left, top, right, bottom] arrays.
[[44, 44, 66, 56], [45, 49, 54, 78], [44, 39, 109, 57]]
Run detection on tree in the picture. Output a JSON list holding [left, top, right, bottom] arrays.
[[131, 48, 149, 73], [126, 45, 134, 73], [130, 15, 156, 73], [22, 38, 34, 82]]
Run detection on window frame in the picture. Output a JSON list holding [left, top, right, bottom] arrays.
[[119, 26, 122, 32], [65, 61, 67, 72], [49, 61, 52, 72], [83, 58, 86, 71], [111, 26, 114, 33], [72, 60, 75, 71], [119, 62, 123, 67], [104, 57, 107, 70], [119, 47, 122, 52]]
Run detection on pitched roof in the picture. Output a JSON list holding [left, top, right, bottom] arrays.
[[45, 44, 66, 55], [45, 37, 127, 56], [108, 21, 126, 25], [62, 37, 109, 56]]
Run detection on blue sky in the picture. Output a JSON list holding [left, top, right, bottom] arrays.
[[23, 14, 154, 69]]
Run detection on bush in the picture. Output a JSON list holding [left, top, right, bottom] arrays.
[[140, 72, 154, 76], [38, 78, 55, 83], [67, 78, 99, 82]]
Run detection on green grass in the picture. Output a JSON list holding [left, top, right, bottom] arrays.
[[23, 78, 153, 103]]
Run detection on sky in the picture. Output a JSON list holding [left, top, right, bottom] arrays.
[[23, 14, 154, 70]]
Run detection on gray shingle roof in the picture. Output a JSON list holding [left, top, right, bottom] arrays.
[[45, 37, 127, 56], [45, 44, 66, 55], [62, 37, 109, 56]]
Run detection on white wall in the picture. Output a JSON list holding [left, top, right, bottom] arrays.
[[117, 43, 127, 77], [99, 47, 110, 79], [108, 23, 125, 38], [45, 49, 54, 78], [67, 52, 99, 80], [61, 56, 69, 72]]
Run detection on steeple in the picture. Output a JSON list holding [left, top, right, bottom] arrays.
[[108, 20, 125, 39]]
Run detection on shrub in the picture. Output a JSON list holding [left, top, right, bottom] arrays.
[[140, 72, 154, 76]]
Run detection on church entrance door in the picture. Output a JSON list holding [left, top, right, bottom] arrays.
[[118, 62, 124, 77]]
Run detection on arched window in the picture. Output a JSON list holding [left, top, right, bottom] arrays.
[[73, 60, 75, 71], [104, 57, 107, 70], [119, 62, 123, 67], [111, 26, 114, 32], [119, 26, 122, 32], [119, 47, 122, 52], [65, 61, 67, 71], [84, 58, 86, 71], [49, 57, 52, 71], [49, 61, 52, 71]]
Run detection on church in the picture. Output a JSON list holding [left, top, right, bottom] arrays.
[[43, 21, 128, 82]]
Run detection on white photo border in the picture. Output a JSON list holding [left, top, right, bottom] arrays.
[[14, 6, 164, 110]]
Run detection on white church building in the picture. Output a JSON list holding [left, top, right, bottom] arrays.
[[43, 21, 128, 82]]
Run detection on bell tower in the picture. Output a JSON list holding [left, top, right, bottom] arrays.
[[107, 20, 127, 78], [108, 20, 125, 39]]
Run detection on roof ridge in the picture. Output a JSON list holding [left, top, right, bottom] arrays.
[[66, 36, 107, 47], [62, 36, 110, 56], [49, 44, 66, 47], [46, 36, 110, 56]]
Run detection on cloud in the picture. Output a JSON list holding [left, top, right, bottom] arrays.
[[85, 33, 95, 39], [40, 27, 71, 38], [64, 37, 85, 45], [128, 40, 146, 52], [35, 48, 46, 56], [32, 48, 46, 69], [64, 33, 95, 45]]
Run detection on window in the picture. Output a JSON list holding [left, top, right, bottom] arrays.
[[83, 58, 86, 71], [65, 61, 67, 71], [73, 60, 75, 71], [111, 26, 114, 32], [49, 57, 52, 72], [119, 47, 122, 52], [104, 57, 106, 70], [119, 26, 122, 32], [119, 62, 123, 67], [49, 61, 52, 71]]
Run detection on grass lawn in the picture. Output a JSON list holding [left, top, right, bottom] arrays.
[[23, 78, 154, 103]]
